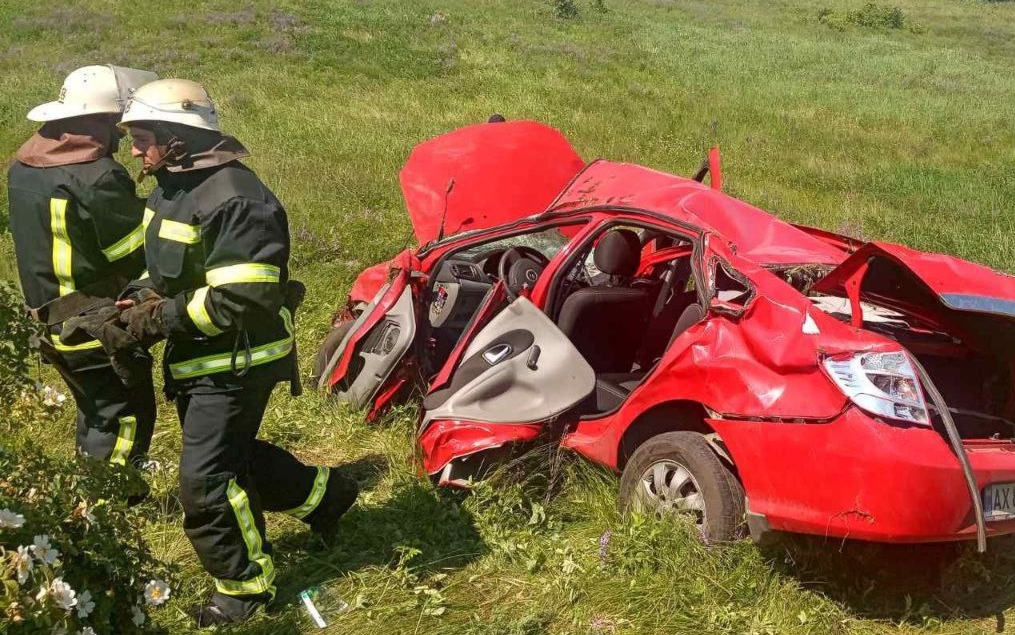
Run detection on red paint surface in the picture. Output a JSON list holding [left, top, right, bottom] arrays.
[[708, 146, 723, 191], [367, 375, 409, 422], [709, 411, 1015, 542], [419, 420, 542, 475], [349, 262, 390, 305], [636, 245, 693, 276], [815, 241, 1015, 307], [549, 161, 847, 266], [400, 120, 585, 244]]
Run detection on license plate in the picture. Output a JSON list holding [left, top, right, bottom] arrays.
[[983, 483, 1015, 520]]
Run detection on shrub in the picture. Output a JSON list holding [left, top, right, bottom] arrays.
[[551, 0, 580, 19], [0, 280, 39, 407], [819, 3, 924, 34], [0, 442, 173, 633]]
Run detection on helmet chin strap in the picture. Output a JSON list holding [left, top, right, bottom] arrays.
[[137, 136, 185, 183]]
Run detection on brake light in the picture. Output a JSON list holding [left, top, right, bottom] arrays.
[[822, 351, 930, 425]]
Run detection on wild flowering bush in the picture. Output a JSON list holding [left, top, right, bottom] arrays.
[[0, 443, 174, 633], [0, 280, 39, 407]]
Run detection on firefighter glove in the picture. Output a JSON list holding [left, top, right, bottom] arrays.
[[119, 292, 168, 348]]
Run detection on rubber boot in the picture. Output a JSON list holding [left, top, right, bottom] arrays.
[[305, 467, 359, 544], [191, 591, 268, 627]]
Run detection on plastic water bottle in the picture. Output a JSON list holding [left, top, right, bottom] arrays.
[[299, 585, 350, 628]]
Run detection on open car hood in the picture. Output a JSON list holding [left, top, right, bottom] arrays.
[[812, 242, 1015, 349], [399, 120, 585, 245]]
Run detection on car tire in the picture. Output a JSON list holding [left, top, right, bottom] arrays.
[[619, 431, 746, 543], [310, 321, 354, 388]]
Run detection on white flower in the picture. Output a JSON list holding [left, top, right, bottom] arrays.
[[49, 577, 77, 611], [79, 628, 96, 635], [144, 579, 170, 605], [41, 385, 67, 407], [76, 590, 95, 618], [0, 509, 26, 528], [14, 545, 33, 584], [132, 605, 146, 626], [32, 534, 59, 565]]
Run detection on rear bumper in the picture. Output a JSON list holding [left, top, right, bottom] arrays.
[[711, 408, 1015, 544]]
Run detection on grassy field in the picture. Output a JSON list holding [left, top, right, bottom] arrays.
[[3, 0, 1015, 633]]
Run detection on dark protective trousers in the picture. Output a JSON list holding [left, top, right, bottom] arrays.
[[57, 361, 157, 466], [174, 376, 325, 599]]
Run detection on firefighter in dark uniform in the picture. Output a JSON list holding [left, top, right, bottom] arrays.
[[115, 78, 358, 626], [7, 65, 158, 466]]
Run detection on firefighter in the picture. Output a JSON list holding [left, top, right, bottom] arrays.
[[115, 78, 358, 625], [7, 65, 158, 468]]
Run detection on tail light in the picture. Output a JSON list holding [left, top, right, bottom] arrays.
[[822, 351, 930, 425]]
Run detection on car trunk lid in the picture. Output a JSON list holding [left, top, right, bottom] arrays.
[[812, 241, 1015, 349]]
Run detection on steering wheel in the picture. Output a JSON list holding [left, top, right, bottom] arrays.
[[498, 246, 550, 300]]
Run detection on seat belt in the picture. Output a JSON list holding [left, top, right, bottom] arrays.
[[651, 257, 686, 319]]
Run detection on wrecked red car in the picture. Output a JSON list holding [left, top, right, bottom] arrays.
[[315, 120, 1015, 548]]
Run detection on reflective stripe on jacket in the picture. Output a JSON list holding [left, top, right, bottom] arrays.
[[139, 162, 293, 386], [8, 157, 147, 370]]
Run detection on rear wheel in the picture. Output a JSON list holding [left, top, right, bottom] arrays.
[[619, 431, 745, 543]]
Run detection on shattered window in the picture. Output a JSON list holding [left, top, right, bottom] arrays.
[[455, 227, 571, 262], [713, 261, 752, 306]]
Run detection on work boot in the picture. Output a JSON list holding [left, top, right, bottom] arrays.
[[305, 467, 359, 544], [191, 591, 268, 627]]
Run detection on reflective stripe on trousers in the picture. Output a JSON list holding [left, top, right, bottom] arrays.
[[283, 466, 330, 519], [217, 479, 276, 598], [108, 416, 137, 466]]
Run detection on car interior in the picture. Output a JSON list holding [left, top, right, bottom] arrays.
[[550, 226, 704, 415], [424, 223, 706, 417]]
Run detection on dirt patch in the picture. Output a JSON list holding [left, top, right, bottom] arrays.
[[255, 34, 294, 54], [269, 9, 301, 32], [207, 6, 257, 25], [13, 7, 113, 35]]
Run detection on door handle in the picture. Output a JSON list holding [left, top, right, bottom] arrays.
[[526, 345, 541, 370], [483, 342, 513, 365]]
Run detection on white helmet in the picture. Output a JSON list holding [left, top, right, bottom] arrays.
[[27, 65, 158, 122], [119, 79, 220, 132]]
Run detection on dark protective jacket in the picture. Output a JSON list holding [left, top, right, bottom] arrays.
[[138, 161, 293, 390], [8, 156, 147, 369]]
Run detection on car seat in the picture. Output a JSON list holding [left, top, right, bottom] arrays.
[[557, 229, 653, 374]]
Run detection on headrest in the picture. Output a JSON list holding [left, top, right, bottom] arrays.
[[593, 229, 641, 277]]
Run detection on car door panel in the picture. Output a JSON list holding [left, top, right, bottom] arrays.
[[321, 270, 417, 410], [421, 296, 595, 428]]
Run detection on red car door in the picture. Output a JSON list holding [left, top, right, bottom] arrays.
[[417, 295, 597, 485], [319, 269, 418, 411]]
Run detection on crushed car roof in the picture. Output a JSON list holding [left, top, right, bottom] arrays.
[[548, 160, 848, 267]]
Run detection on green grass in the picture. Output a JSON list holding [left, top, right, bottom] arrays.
[[3, 0, 1015, 633]]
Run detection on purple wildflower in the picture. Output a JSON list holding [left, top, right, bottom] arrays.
[[598, 529, 612, 567]]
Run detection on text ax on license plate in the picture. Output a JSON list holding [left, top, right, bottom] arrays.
[[983, 483, 1015, 520]]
